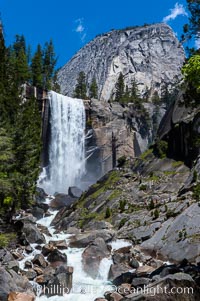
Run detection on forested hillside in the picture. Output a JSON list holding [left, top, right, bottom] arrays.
[[0, 24, 58, 216]]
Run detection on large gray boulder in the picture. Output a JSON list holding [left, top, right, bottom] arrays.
[[82, 237, 111, 278]]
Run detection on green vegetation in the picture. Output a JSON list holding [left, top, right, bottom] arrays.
[[117, 155, 127, 167], [153, 209, 159, 219], [193, 183, 200, 201], [140, 148, 153, 160], [172, 161, 183, 168], [74, 71, 87, 99], [139, 184, 147, 191], [105, 207, 111, 218], [89, 77, 98, 99], [119, 199, 127, 212], [0, 25, 59, 214], [118, 218, 127, 229], [153, 140, 168, 159], [0, 233, 16, 248]]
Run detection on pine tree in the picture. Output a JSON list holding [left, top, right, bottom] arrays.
[[31, 44, 43, 88], [74, 71, 87, 99], [130, 78, 139, 101], [89, 77, 98, 99], [15, 48, 30, 84], [0, 23, 6, 85], [115, 72, 125, 102], [43, 39, 57, 89]]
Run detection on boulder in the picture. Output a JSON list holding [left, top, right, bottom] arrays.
[[35, 187, 47, 203], [41, 243, 56, 256], [32, 254, 47, 268], [50, 193, 76, 210], [104, 291, 123, 301], [82, 237, 111, 278], [69, 229, 115, 248], [47, 249, 67, 264], [8, 292, 35, 301], [68, 186, 83, 198], [45, 266, 73, 296], [0, 267, 33, 301], [49, 240, 68, 250], [31, 206, 44, 220], [23, 269, 37, 280], [131, 277, 150, 287], [109, 264, 135, 285], [22, 223, 45, 244]]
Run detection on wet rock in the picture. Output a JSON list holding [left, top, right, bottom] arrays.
[[25, 245, 33, 253], [23, 269, 37, 280], [82, 237, 111, 278], [49, 240, 68, 250], [109, 264, 135, 285], [50, 193, 76, 210], [35, 187, 47, 203], [32, 254, 47, 268], [68, 186, 83, 198], [65, 227, 81, 235], [41, 243, 56, 257], [118, 283, 132, 296], [69, 229, 115, 248], [131, 277, 150, 287], [47, 249, 67, 264], [94, 299, 107, 301], [24, 261, 33, 269], [22, 223, 45, 244], [8, 292, 35, 301], [31, 206, 44, 220], [104, 291, 123, 301], [45, 266, 73, 296]]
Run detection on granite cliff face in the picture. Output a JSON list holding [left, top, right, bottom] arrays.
[[58, 23, 185, 100]]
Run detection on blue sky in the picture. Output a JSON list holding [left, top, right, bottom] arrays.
[[0, 0, 189, 68]]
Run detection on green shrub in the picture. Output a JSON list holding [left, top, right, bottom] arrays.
[[119, 200, 127, 212], [193, 183, 200, 201], [139, 184, 147, 191], [153, 209, 159, 219], [105, 207, 111, 218], [154, 140, 168, 159], [117, 156, 126, 167], [118, 218, 127, 229], [0, 233, 16, 248], [148, 199, 155, 210], [193, 170, 198, 182]]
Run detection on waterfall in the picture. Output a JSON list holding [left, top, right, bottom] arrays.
[[39, 91, 86, 195]]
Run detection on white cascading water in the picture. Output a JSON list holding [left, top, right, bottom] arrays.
[[39, 91, 86, 195]]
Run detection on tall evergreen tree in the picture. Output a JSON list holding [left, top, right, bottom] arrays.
[[115, 72, 125, 102], [89, 77, 98, 99], [130, 78, 139, 101], [31, 44, 43, 88], [74, 71, 87, 99], [43, 39, 57, 89]]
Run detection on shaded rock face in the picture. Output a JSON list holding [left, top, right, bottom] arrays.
[[158, 92, 200, 167], [58, 23, 184, 101]]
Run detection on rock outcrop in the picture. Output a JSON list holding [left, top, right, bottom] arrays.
[[58, 23, 184, 101]]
